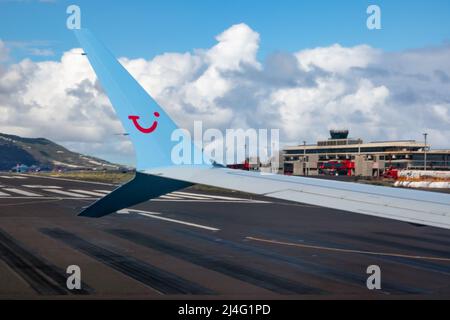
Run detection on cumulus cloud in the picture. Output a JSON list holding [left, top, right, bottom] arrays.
[[295, 44, 381, 74], [0, 48, 132, 164], [1, 23, 450, 165]]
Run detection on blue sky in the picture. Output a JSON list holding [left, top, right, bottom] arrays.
[[1, 0, 450, 62]]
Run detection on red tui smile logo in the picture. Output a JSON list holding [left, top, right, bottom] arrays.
[[128, 112, 160, 134]]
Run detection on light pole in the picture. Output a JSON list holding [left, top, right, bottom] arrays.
[[303, 141, 307, 176], [423, 133, 428, 172]]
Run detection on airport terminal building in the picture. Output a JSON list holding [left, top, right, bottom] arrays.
[[282, 130, 450, 177]]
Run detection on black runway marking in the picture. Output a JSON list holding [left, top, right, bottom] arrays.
[[0, 229, 92, 295], [108, 229, 324, 295], [41, 228, 214, 295]]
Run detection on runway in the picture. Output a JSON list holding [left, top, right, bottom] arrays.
[[0, 173, 449, 299]]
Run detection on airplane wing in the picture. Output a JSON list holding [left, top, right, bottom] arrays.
[[144, 166, 450, 229], [74, 29, 450, 230]]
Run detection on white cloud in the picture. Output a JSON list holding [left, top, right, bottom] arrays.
[[1, 24, 450, 165], [0, 49, 129, 163], [295, 44, 380, 73], [207, 23, 261, 71]]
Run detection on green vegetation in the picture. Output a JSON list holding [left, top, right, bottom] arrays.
[[35, 170, 251, 195], [37, 171, 134, 184]]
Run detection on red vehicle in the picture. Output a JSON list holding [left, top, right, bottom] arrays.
[[383, 167, 399, 179], [319, 160, 354, 176], [227, 160, 250, 171]]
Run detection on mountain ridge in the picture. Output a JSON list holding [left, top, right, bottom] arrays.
[[0, 132, 121, 171]]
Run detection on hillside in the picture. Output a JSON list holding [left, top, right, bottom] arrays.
[[0, 133, 121, 171]]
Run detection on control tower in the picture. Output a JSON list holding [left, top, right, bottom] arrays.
[[329, 130, 349, 140]]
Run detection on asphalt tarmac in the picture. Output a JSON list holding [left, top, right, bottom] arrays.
[[0, 173, 449, 299]]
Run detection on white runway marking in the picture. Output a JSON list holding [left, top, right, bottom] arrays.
[[43, 189, 90, 198], [169, 192, 212, 200], [0, 181, 269, 204], [151, 199, 267, 203], [172, 191, 249, 201], [69, 189, 107, 197], [158, 195, 183, 200], [0, 176, 27, 179], [117, 209, 161, 215], [23, 185, 62, 189], [138, 212, 220, 231], [164, 191, 270, 203], [3, 188, 42, 197], [94, 190, 112, 194], [119, 209, 220, 231], [0, 196, 96, 200]]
